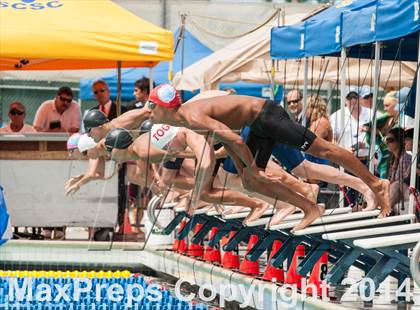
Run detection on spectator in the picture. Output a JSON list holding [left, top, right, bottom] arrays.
[[330, 91, 370, 159], [0, 101, 36, 133], [359, 86, 373, 109], [304, 94, 332, 166], [366, 90, 409, 179], [33, 87, 81, 133], [286, 89, 303, 124], [404, 127, 420, 192], [91, 80, 126, 120], [126, 77, 155, 110], [386, 127, 412, 214]]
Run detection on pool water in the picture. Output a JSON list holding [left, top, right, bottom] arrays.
[[0, 270, 208, 310]]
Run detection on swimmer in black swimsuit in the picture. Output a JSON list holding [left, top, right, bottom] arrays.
[[147, 84, 390, 231]]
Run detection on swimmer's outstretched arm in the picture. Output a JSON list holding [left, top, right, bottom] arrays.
[[110, 108, 151, 130], [184, 129, 215, 208], [65, 158, 116, 195]]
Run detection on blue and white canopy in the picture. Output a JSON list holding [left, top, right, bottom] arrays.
[[271, 0, 420, 61]]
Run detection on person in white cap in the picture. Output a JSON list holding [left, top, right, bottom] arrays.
[[64, 134, 116, 195]]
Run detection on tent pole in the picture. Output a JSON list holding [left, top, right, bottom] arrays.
[[116, 61, 122, 116], [327, 81, 333, 115], [339, 47, 347, 208], [149, 67, 154, 93], [302, 57, 309, 126], [408, 33, 420, 216], [368, 41, 381, 173]]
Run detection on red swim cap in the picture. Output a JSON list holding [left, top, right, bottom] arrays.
[[149, 84, 181, 109]]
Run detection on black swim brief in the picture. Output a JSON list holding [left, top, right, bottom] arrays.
[[163, 157, 185, 170], [246, 100, 316, 169]]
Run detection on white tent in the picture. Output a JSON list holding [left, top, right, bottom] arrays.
[[173, 14, 416, 91]]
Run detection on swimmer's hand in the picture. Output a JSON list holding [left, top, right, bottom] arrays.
[[65, 183, 80, 196], [65, 175, 83, 189]]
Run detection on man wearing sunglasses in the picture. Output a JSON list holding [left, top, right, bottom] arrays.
[[286, 90, 304, 124], [33, 86, 81, 133], [92, 80, 127, 120], [0, 101, 36, 133]]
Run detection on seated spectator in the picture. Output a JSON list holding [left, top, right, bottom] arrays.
[[91, 80, 126, 120], [126, 77, 155, 110], [0, 101, 36, 133], [33, 87, 81, 133], [304, 94, 332, 166], [386, 127, 412, 214]]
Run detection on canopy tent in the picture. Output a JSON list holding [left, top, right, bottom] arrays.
[[0, 0, 173, 70], [173, 13, 306, 91], [80, 28, 276, 101], [172, 12, 414, 92], [270, 0, 420, 61], [79, 28, 212, 101]]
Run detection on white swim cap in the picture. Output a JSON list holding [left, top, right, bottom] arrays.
[[150, 124, 179, 150], [77, 133, 97, 152]]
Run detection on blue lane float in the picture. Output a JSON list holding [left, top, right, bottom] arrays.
[[0, 272, 207, 310]]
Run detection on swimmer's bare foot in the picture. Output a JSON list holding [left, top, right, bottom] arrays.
[[292, 204, 325, 233], [362, 188, 377, 211], [243, 203, 270, 225], [372, 179, 390, 217], [268, 205, 297, 227], [223, 206, 249, 216], [306, 184, 320, 204], [214, 204, 225, 214]]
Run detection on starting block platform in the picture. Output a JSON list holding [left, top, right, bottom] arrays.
[[161, 199, 420, 307]]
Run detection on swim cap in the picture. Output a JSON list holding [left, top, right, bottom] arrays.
[[83, 109, 109, 131], [104, 128, 133, 152], [77, 133, 97, 152], [150, 124, 180, 150], [140, 119, 154, 134], [67, 133, 82, 151], [149, 84, 181, 109]]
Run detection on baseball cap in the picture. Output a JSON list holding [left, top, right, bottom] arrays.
[[360, 86, 373, 98], [149, 84, 181, 109]]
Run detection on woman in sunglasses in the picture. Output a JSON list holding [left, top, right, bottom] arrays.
[[386, 127, 412, 214], [0, 101, 36, 133]]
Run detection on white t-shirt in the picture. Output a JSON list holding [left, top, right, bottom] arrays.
[[0, 123, 36, 133], [150, 124, 180, 150], [33, 99, 81, 132], [330, 106, 375, 157]]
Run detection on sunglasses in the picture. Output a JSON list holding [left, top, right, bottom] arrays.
[[59, 96, 72, 104], [385, 137, 395, 144], [147, 101, 156, 109], [9, 109, 24, 116], [287, 99, 301, 105], [94, 88, 107, 95], [105, 145, 113, 153]]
